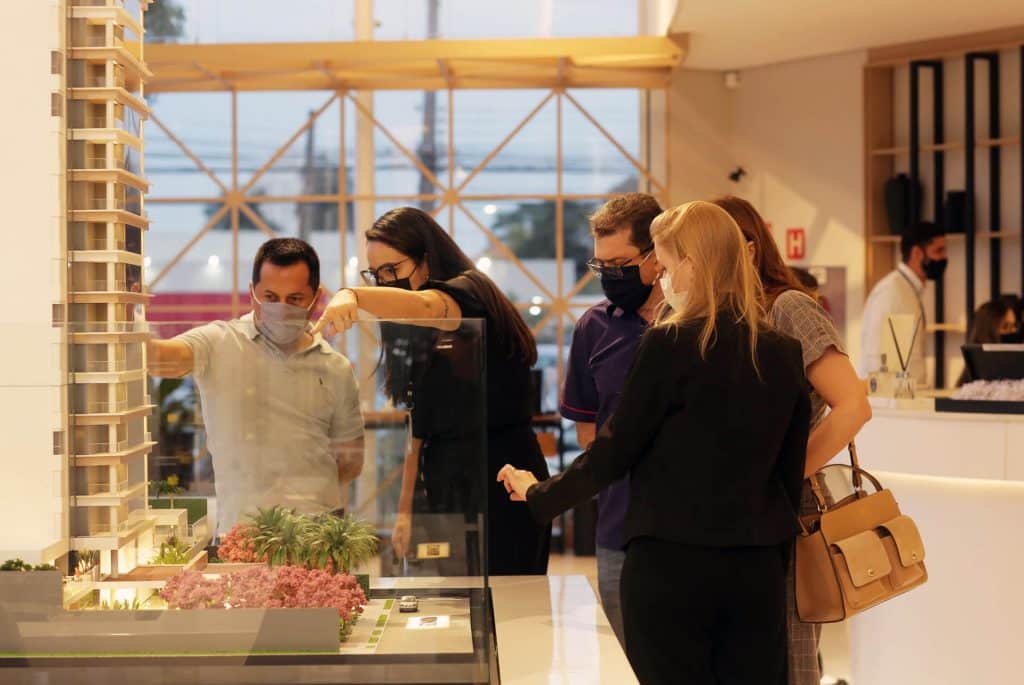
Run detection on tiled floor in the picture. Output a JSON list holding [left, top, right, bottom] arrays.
[[548, 553, 853, 684]]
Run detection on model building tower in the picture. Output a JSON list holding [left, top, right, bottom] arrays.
[[65, 0, 156, 579]]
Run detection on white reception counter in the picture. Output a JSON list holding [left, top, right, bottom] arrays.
[[853, 399, 1024, 480], [846, 399, 1024, 684]]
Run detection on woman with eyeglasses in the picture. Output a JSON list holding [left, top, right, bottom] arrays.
[[314, 206, 550, 576], [498, 201, 810, 684]]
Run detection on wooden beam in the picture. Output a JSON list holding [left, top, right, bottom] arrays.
[[867, 24, 1024, 67], [146, 36, 683, 72], [146, 36, 684, 92]]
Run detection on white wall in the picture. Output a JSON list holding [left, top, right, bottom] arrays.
[[664, 51, 868, 360], [0, 0, 68, 561], [732, 50, 868, 360], [666, 68, 735, 204]]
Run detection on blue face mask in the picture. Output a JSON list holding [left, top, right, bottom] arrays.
[[252, 291, 317, 347]]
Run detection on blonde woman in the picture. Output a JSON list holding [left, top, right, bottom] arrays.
[[499, 201, 810, 685]]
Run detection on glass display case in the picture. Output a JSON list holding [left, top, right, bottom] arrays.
[[0, 318, 496, 684]]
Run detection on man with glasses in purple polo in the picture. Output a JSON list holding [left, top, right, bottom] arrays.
[[561, 193, 664, 646]]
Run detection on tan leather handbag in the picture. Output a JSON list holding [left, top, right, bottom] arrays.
[[795, 443, 928, 623]]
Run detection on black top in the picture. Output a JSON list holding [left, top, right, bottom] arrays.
[[427, 274, 535, 432], [526, 315, 811, 548]]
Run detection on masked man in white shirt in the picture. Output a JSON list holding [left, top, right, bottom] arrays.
[[860, 222, 947, 387], [147, 239, 365, 534]]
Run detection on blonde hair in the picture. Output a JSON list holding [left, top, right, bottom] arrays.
[[651, 200, 767, 374]]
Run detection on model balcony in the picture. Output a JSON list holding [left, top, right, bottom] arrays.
[[74, 436, 155, 466], [84, 155, 127, 170], [70, 322, 152, 345], [72, 0, 127, 8], [72, 360, 146, 385], [71, 397, 154, 425], [70, 511, 155, 552]]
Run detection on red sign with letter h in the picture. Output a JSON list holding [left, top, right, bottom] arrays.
[[785, 228, 806, 260]]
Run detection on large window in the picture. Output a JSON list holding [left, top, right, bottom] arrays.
[[143, 1, 665, 404]]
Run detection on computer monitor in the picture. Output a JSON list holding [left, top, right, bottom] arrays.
[[961, 344, 1024, 381]]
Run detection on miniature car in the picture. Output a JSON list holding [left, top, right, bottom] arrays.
[[398, 595, 418, 613]]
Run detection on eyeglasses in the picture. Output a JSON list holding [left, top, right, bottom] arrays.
[[360, 258, 413, 286], [586, 246, 654, 280]]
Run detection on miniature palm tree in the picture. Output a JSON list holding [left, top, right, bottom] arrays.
[[304, 513, 379, 575], [249, 507, 311, 567], [150, 475, 185, 509]]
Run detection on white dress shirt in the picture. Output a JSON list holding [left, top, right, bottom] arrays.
[[175, 313, 365, 534], [860, 262, 928, 387]]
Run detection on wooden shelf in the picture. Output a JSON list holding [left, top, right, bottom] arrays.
[[977, 136, 1021, 148], [927, 323, 967, 334], [945, 231, 1022, 240], [870, 136, 1020, 156], [871, 231, 1020, 244]]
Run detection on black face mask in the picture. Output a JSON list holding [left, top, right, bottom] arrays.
[[922, 257, 948, 280], [382, 278, 413, 291], [999, 331, 1023, 344], [601, 266, 653, 314]]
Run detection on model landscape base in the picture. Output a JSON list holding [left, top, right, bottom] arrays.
[[0, 577, 475, 658]]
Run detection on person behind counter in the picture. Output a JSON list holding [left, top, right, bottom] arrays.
[[714, 195, 872, 685], [146, 238, 366, 534], [314, 207, 550, 576], [859, 221, 948, 387], [499, 201, 810, 684], [957, 298, 1022, 386]]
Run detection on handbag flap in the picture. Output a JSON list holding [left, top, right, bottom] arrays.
[[879, 515, 926, 566], [832, 530, 892, 588], [820, 488, 901, 543]]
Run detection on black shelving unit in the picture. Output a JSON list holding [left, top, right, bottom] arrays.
[[910, 60, 946, 388], [965, 52, 1002, 330]]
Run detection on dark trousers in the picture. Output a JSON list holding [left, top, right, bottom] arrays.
[[621, 537, 788, 685]]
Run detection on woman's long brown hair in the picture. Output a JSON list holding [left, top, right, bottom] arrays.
[[711, 196, 812, 306], [367, 206, 537, 366]]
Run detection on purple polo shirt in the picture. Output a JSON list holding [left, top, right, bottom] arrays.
[[561, 300, 648, 551]]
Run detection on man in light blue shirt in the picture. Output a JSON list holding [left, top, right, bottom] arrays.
[[148, 239, 365, 533]]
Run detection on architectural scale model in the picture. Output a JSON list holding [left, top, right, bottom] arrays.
[[0, 0, 208, 609]]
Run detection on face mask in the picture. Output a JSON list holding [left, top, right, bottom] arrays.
[[659, 270, 689, 313], [600, 266, 653, 314], [999, 331, 1023, 344], [253, 292, 316, 348], [922, 257, 947, 280], [382, 278, 413, 291]]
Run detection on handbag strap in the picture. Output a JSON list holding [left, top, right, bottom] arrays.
[[808, 461, 884, 513], [848, 442, 863, 490]]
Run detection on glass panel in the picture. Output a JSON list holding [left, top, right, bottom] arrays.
[[562, 89, 643, 195], [376, 0, 639, 40], [458, 90, 557, 197], [145, 92, 232, 197], [372, 91, 449, 201], [0, 321, 492, 681], [237, 93, 341, 197], [153, 0, 356, 44]]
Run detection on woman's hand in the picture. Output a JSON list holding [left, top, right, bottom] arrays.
[[392, 512, 412, 558], [313, 289, 359, 337], [497, 464, 539, 502]]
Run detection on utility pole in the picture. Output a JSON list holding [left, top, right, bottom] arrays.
[[416, 0, 440, 211], [299, 108, 316, 241]]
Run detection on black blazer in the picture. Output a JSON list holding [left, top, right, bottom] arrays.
[[528, 314, 810, 548]]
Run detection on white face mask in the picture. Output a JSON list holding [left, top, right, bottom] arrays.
[[252, 290, 317, 348], [659, 267, 689, 313]]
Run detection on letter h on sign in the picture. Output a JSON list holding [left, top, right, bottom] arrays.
[[785, 228, 806, 260]]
